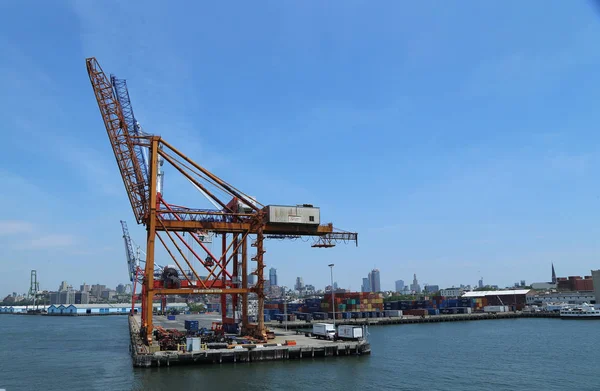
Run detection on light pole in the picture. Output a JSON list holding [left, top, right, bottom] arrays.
[[328, 264, 335, 327], [283, 286, 287, 331]]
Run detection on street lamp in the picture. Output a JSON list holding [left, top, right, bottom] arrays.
[[328, 264, 335, 327]]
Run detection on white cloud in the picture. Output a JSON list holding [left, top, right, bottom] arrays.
[[18, 234, 77, 250], [0, 220, 34, 236]]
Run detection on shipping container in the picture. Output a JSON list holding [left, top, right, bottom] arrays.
[[338, 325, 363, 340], [266, 205, 320, 225], [186, 337, 201, 352], [385, 310, 403, 317], [404, 309, 428, 316], [483, 305, 509, 313]]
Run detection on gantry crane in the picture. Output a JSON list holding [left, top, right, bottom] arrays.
[[86, 57, 357, 344]]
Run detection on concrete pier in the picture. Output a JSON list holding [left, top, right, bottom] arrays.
[[128, 315, 371, 368], [267, 311, 560, 330]]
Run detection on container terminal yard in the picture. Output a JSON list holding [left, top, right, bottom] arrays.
[[1, 57, 586, 368]]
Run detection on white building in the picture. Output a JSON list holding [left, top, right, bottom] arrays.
[[526, 292, 595, 305], [441, 288, 464, 297]]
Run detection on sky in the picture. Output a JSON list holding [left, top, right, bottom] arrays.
[[2, 1, 600, 296]]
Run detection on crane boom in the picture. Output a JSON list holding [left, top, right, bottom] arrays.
[[121, 220, 138, 282], [111, 76, 149, 181], [86, 58, 148, 223]]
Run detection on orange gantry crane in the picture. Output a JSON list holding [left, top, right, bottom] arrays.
[[85, 57, 358, 344]]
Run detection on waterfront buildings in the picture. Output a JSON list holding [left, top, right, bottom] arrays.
[[424, 285, 439, 293], [526, 291, 595, 306], [440, 288, 464, 298]]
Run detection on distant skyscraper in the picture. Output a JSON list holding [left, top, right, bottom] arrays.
[[370, 269, 381, 292], [424, 285, 439, 293], [80, 283, 90, 293], [478, 278, 484, 288], [295, 277, 304, 291], [248, 271, 257, 286], [551, 263, 557, 284], [395, 280, 405, 293], [58, 281, 68, 292], [269, 268, 278, 287], [362, 277, 371, 293], [410, 274, 421, 293], [116, 284, 126, 294]]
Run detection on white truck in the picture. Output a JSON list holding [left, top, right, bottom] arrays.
[[337, 325, 363, 340], [312, 323, 336, 340], [483, 305, 509, 313]]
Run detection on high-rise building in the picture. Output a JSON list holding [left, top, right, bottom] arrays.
[[424, 285, 439, 293], [295, 277, 304, 291], [248, 271, 257, 286], [90, 284, 106, 298], [551, 263, 557, 284], [269, 268, 278, 287], [80, 283, 90, 293], [370, 269, 381, 292], [116, 284, 126, 294], [410, 274, 421, 293], [75, 292, 89, 304], [478, 278, 484, 288], [361, 277, 371, 293], [58, 281, 69, 292], [395, 280, 405, 293]]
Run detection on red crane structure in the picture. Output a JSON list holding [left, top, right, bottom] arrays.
[[86, 57, 358, 344]]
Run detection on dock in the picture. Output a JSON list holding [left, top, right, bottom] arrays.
[[266, 311, 560, 330], [128, 314, 371, 368]]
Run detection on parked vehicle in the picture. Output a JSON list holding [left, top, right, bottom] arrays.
[[337, 325, 363, 340], [312, 323, 336, 339]]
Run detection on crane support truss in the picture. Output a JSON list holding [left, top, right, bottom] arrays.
[[86, 57, 358, 344]]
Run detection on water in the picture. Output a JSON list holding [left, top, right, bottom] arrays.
[[1, 316, 599, 391]]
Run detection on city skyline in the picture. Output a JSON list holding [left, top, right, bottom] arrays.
[[1, 262, 588, 297], [2, 2, 600, 295]]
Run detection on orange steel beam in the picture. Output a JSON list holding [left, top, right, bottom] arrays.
[[157, 220, 334, 234], [157, 149, 231, 212], [160, 138, 261, 211], [85, 57, 148, 224], [153, 288, 251, 295], [143, 136, 159, 344]]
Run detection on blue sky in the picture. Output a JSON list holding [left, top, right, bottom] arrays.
[[2, 1, 600, 296]]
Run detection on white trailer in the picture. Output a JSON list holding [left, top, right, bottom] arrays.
[[312, 323, 336, 339], [337, 325, 363, 340], [385, 310, 403, 317], [483, 305, 509, 313]]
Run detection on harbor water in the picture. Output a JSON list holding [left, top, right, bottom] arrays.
[[1, 315, 599, 390]]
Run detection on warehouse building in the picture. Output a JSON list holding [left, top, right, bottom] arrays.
[[526, 292, 595, 305], [462, 289, 530, 311]]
